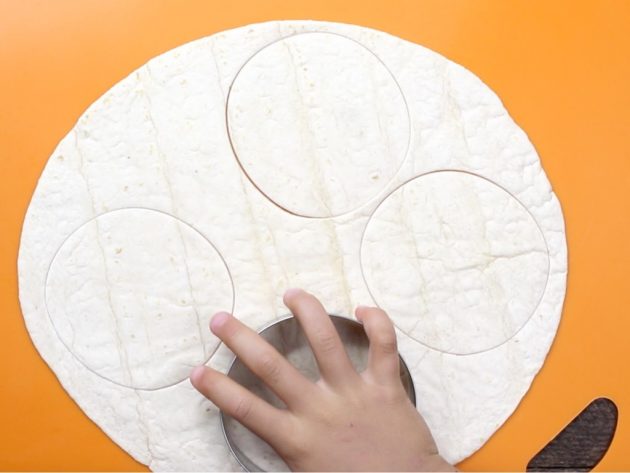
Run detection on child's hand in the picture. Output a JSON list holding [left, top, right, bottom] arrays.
[[191, 288, 455, 472]]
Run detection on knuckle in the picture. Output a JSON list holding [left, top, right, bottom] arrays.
[[378, 384, 408, 405], [315, 331, 339, 355], [232, 397, 253, 421], [282, 430, 309, 464], [375, 334, 398, 354], [257, 352, 282, 384]]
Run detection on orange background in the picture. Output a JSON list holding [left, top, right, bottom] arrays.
[[1, 0, 629, 470]]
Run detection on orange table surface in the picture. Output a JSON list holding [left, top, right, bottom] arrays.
[[1, 1, 629, 470]]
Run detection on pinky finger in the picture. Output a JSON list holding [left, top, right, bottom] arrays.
[[190, 366, 290, 445], [356, 305, 400, 384]]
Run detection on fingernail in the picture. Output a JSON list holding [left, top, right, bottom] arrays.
[[284, 287, 304, 299], [210, 311, 230, 332], [355, 305, 369, 322], [190, 365, 205, 384]]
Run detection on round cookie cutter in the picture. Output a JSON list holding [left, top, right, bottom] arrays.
[[220, 314, 416, 472]]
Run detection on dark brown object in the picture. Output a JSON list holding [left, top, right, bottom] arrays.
[[526, 397, 618, 472]]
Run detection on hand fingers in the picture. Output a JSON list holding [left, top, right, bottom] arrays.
[[190, 366, 291, 445], [355, 305, 400, 384], [210, 312, 315, 409], [283, 288, 358, 387]]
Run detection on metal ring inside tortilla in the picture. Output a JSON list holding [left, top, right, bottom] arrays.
[[220, 314, 416, 472]]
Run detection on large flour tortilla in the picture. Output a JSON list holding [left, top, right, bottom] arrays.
[[18, 21, 567, 470]]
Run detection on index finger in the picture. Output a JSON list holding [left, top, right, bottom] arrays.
[[210, 312, 316, 410], [190, 365, 292, 447]]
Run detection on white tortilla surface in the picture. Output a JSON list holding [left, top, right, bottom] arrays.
[[18, 20, 567, 470]]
